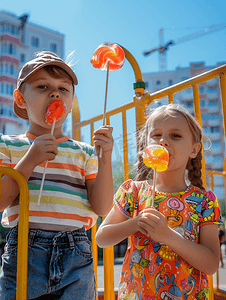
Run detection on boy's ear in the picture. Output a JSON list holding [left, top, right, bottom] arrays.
[[190, 142, 201, 158], [14, 90, 27, 108]]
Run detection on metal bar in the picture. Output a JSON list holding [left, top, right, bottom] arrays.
[[0, 167, 30, 300], [122, 111, 129, 181], [168, 93, 174, 103], [192, 84, 207, 189]]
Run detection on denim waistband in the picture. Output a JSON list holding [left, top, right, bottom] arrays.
[[9, 226, 87, 250]]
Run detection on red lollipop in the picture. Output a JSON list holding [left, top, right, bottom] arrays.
[[45, 99, 67, 125], [91, 43, 125, 157]]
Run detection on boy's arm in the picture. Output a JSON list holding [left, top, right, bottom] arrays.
[[0, 134, 58, 211], [86, 125, 114, 216], [138, 208, 220, 275]]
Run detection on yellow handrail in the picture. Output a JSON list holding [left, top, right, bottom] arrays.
[[0, 166, 29, 300]]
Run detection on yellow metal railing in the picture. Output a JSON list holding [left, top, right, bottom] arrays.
[[0, 166, 30, 300], [207, 161, 226, 297], [72, 45, 226, 299]]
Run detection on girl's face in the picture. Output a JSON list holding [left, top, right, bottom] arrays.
[[147, 112, 201, 173]]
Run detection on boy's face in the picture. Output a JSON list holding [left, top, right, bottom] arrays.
[[19, 68, 74, 136]]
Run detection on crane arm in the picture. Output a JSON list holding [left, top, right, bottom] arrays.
[[143, 23, 226, 57], [174, 23, 226, 45]]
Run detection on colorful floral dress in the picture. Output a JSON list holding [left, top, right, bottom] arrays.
[[114, 180, 223, 300]]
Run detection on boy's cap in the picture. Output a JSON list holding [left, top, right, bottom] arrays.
[[14, 51, 78, 120]]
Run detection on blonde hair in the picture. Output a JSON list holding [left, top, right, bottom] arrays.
[[135, 104, 204, 190]]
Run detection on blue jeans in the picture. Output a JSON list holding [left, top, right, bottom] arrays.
[[0, 226, 96, 299]]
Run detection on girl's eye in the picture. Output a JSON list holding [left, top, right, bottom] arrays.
[[152, 134, 161, 137], [172, 134, 181, 138]]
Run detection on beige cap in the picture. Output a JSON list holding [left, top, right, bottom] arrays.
[[14, 51, 78, 120]]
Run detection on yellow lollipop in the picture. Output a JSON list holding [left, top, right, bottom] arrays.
[[142, 145, 169, 207]]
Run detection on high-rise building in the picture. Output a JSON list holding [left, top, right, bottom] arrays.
[[0, 10, 64, 135], [143, 61, 226, 200]]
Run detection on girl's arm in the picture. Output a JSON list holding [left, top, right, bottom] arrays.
[[138, 208, 220, 275], [95, 205, 140, 248]]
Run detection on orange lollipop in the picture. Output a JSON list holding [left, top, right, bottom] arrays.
[[45, 99, 67, 125], [143, 145, 169, 208], [91, 43, 125, 71], [37, 99, 67, 206], [91, 43, 125, 157], [143, 145, 169, 172]]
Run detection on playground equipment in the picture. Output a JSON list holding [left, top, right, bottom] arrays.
[[0, 44, 225, 299]]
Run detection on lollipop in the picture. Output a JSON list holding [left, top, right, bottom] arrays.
[[91, 43, 125, 157], [90, 43, 125, 71], [143, 145, 169, 208], [37, 100, 67, 206], [45, 99, 67, 125]]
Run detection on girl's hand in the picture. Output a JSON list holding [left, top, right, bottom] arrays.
[[138, 208, 171, 244], [93, 125, 113, 157], [25, 134, 58, 168]]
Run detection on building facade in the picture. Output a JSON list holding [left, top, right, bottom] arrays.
[[0, 10, 64, 135], [143, 61, 226, 200]]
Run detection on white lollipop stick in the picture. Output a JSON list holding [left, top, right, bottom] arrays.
[[37, 119, 56, 206], [151, 169, 156, 208], [99, 61, 110, 158]]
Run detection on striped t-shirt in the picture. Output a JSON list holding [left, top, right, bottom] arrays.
[[0, 132, 98, 231]]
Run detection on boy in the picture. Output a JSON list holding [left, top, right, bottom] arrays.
[[0, 51, 114, 299]]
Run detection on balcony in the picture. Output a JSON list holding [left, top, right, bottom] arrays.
[[0, 55, 20, 66], [0, 75, 17, 84], [0, 34, 20, 45]]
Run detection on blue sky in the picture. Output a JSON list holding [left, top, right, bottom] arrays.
[[1, 0, 226, 159]]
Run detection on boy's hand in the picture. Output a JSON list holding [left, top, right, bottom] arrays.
[[137, 208, 171, 243], [93, 125, 113, 157], [25, 134, 58, 168]]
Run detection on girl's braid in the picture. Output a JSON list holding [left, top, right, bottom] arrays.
[[186, 149, 204, 190]]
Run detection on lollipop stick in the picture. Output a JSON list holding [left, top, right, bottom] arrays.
[[151, 169, 156, 208], [37, 119, 56, 206], [99, 61, 110, 158]]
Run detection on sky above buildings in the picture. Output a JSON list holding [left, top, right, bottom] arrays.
[[1, 0, 226, 156]]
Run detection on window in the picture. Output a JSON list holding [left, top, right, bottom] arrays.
[[168, 80, 173, 86], [145, 82, 149, 88], [50, 43, 57, 53], [200, 101, 205, 108], [199, 86, 205, 94], [207, 87, 217, 93], [1, 84, 4, 93], [10, 65, 14, 75], [10, 85, 14, 95], [193, 63, 203, 69], [20, 54, 25, 63], [211, 127, 220, 133], [208, 101, 218, 107], [9, 44, 13, 55], [156, 80, 161, 85], [32, 37, 39, 47]]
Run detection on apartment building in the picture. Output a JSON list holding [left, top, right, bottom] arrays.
[[143, 61, 226, 199], [0, 10, 64, 135]]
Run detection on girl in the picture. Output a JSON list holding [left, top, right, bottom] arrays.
[[96, 104, 223, 300]]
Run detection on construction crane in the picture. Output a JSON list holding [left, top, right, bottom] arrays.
[[143, 23, 226, 72]]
